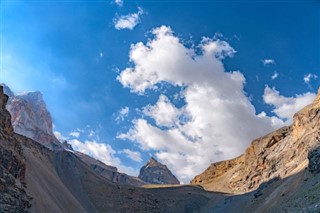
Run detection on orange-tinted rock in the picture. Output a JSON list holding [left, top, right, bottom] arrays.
[[191, 88, 320, 194]]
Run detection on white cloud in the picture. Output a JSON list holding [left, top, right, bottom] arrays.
[[304, 73, 318, 84], [69, 131, 80, 138], [115, 106, 130, 122], [69, 139, 137, 175], [114, 0, 123, 7], [117, 26, 291, 183], [122, 149, 142, 162], [54, 130, 68, 142], [70, 139, 118, 165], [262, 59, 275, 65], [263, 86, 316, 123], [113, 7, 143, 30], [143, 95, 181, 127], [271, 71, 279, 80], [117, 26, 236, 94]]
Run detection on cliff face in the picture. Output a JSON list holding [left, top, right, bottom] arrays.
[[139, 157, 180, 185], [3, 84, 61, 150], [191, 88, 320, 194], [0, 85, 31, 212]]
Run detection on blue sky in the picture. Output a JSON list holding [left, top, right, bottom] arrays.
[[1, 0, 319, 182]]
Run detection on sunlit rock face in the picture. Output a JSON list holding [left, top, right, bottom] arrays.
[[139, 157, 180, 184], [2, 84, 61, 149], [192, 88, 320, 194]]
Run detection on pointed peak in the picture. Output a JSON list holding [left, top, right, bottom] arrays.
[[139, 157, 180, 184], [149, 157, 157, 162], [147, 157, 160, 166]]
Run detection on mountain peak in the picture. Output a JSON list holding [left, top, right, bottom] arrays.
[[139, 157, 180, 184], [146, 157, 159, 166], [3, 85, 61, 149]]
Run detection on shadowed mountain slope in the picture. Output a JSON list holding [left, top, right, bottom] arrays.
[[0, 85, 225, 213]]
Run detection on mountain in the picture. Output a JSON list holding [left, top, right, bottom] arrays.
[[192, 88, 320, 194], [0, 85, 225, 212], [2, 83, 320, 212], [139, 157, 180, 185], [75, 151, 146, 186], [1, 84, 174, 188], [2, 84, 61, 150]]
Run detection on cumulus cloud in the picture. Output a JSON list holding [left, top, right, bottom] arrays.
[[143, 95, 181, 127], [117, 26, 236, 94], [113, 7, 143, 30], [114, 0, 123, 7], [122, 149, 142, 162], [117, 26, 290, 182], [263, 86, 316, 123], [262, 59, 275, 65], [70, 139, 137, 175], [115, 106, 130, 122], [271, 72, 279, 80], [54, 130, 68, 142]]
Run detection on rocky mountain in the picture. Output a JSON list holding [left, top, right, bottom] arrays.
[[139, 157, 180, 185], [2, 84, 61, 150], [192, 88, 320, 194], [2, 82, 320, 212], [0, 85, 225, 213], [2, 84, 176, 188], [0, 86, 31, 212]]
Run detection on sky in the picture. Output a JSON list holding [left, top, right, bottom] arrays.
[[1, 0, 319, 183]]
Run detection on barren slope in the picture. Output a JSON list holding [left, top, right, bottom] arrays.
[[192, 88, 320, 194]]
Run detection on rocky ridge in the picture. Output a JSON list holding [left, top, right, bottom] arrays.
[[139, 157, 180, 185], [192, 88, 320, 194], [75, 151, 146, 186], [0, 84, 224, 212], [2, 84, 61, 150], [0, 85, 31, 212], [2, 83, 320, 212], [2, 84, 178, 187]]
